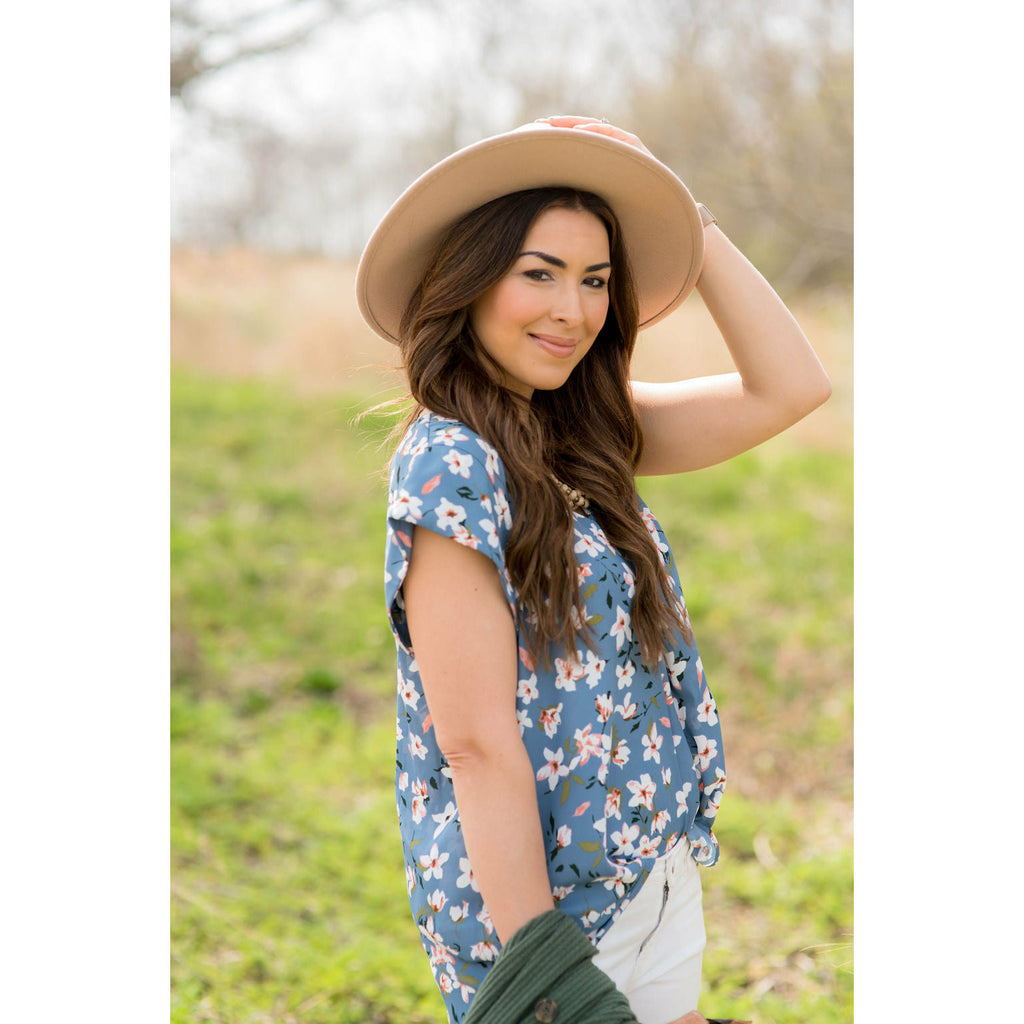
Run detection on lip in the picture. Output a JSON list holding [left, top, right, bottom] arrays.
[[530, 333, 578, 358]]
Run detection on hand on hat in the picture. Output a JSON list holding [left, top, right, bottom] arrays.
[[534, 115, 654, 157]]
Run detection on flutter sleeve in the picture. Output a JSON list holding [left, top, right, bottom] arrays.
[[384, 413, 518, 653]]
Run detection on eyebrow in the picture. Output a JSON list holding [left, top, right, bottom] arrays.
[[519, 250, 612, 273]]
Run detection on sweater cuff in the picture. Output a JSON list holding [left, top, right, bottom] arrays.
[[463, 911, 639, 1024]]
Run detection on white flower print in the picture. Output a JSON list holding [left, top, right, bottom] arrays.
[[616, 692, 638, 720], [476, 437, 501, 481], [555, 655, 585, 691], [604, 787, 622, 820], [480, 518, 499, 548], [398, 771, 408, 791], [610, 822, 640, 856], [704, 787, 724, 819], [611, 738, 630, 767], [517, 673, 539, 704], [536, 747, 571, 791], [583, 649, 606, 689], [403, 434, 429, 458], [552, 884, 576, 904], [556, 825, 572, 849], [538, 703, 563, 738], [635, 833, 662, 858], [456, 857, 480, 892], [419, 917, 455, 967], [427, 889, 447, 913], [493, 489, 512, 528], [574, 530, 606, 557], [615, 660, 635, 690], [431, 801, 457, 839], [419, 843, 450, 882], [516, 707, 534, 733], [640, 506, 670, 555], [471, 940, 499, 961], [652, 809, 671, 834], [449, 522, 481, 550], [477, 906, 495, 935], [675, 782, 693, 816], [407, 734, 428, 760], [411, 795, 427, 824], [609, 606, 632, 651], [398, 670, 420, 709], [595, 692, 614, 723], [706, 766, 727, 796], [622, 565, 636, 598], [434, 425, 469, 447], [443, 448, 474, 478], [601, 864, 636, 898], [449, 900, 470, 922], [702, 767, 727, 818], [406, 863, 417, 895], [666, 652, 688, 690], [388, 489, 424, 521], [572, 724, 604, 766], [434, 497, 467, 530], [627, 773, 657, 811], [697, 686, 719, 726], [691, 835, 715, 864], [693, 734, 718, 771], [642, 721, 663, 764]]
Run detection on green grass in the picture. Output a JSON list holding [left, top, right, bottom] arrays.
[[171, 370, 852, 1023]]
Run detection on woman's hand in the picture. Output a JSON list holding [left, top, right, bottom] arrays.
[[534, 115, 655, 157]]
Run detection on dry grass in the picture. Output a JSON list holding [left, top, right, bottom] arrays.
[[170, 245, 852, 454]]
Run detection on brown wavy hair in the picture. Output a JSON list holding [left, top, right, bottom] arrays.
[[396, 187, 688, 669]]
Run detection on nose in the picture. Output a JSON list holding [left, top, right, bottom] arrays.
[[551, 282, 585, 326]]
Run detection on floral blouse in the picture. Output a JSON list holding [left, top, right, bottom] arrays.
[[384, 411, 726, 1022]]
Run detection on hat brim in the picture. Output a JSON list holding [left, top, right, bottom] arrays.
[[355, 123, 704, 344]]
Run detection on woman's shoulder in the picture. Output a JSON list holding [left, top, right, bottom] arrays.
[[388, 411, 511, 525], [393, 410, 504, 476]]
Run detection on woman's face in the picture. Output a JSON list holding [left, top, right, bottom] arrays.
[[469, 206, 612, 398]]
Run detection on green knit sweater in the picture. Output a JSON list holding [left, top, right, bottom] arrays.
[[462, 911, 640, 1024]]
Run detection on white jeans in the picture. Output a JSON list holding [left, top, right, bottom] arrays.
[[592, 839, 706, 1024]]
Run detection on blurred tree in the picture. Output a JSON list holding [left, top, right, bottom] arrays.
[[625, 0, 853, 290], [171, 0, 852, 289], [170, 0, 406, 100]]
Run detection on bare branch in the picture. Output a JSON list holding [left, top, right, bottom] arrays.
[[170, 0, 372, 97]]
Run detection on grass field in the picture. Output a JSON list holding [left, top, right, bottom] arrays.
[[171, 249, 853, 1023]]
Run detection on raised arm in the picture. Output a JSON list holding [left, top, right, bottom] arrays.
[[631, 223, 832, 476], [535, 114, 832, 477], [402, 526, 555, 943]]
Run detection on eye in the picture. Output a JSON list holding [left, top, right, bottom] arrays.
[[584, 276, 609, 290], [523, 268, 552, 282]]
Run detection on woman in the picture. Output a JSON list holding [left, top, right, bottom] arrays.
[[357, 116, 830, 1024]]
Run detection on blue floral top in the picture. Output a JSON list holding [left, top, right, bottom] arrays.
[[384, 411, 726, 1022]]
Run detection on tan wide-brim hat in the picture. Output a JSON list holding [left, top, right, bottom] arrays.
[[355, 122, 704, 344]]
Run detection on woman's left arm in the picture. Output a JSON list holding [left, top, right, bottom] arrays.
[[632, 223, 832, 476]]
